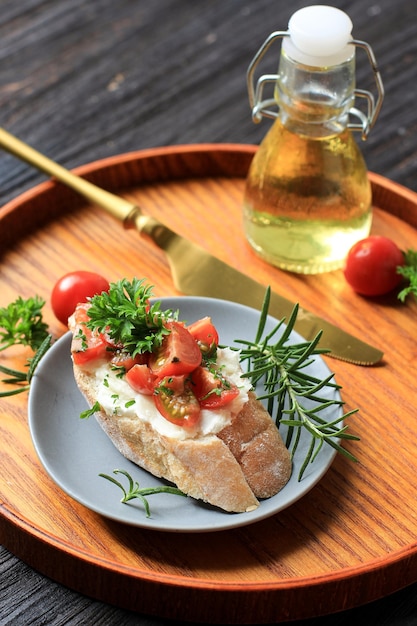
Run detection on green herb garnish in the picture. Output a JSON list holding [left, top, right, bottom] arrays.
[[237, 288, 359, 480], [397, 249, 417, 302], [0, 332, 52, 397], [99, 469, 186, 517], [0, 295, 52, 396], [80, 401, 101, 420], [86, 277, 177, 357], [0, 295, 49, 352]]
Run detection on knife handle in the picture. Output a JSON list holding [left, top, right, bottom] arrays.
[[0, 126, 185, 252], [0, 127, 137, 223]]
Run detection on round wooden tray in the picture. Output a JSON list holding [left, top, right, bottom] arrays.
[[1, 144, 417, 624]]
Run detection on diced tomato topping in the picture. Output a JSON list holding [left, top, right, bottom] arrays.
[[72, 335, 109, 366], [70, 302, 91, 325], [126, 363, 156, 395], [154, 375, 200, 427], [190, 366, 240, 409], [110, 350, 148, 372], [186, 317, 219, 356], [71, 304, 237, 427], [148, 321, 202, 378], [70, 303, 111, 366]]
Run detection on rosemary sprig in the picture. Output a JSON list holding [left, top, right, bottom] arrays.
[[237, 288, 359, 480], [99, 469, 186, 517], [0, 333, 52, 397]]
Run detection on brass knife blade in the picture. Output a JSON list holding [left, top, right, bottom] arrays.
[[139, 221, 383, 365]]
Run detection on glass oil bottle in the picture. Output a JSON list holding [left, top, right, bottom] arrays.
[[243, 5, 384, 274]]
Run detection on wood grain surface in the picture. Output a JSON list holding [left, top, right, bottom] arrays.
[[2, 1, 417, 625], [1, 145, 417, 624]]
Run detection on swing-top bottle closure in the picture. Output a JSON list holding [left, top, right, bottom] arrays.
[[247, 5, 384, 140]]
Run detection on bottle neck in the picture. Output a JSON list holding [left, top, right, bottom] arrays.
[[275, 50, 356, 138]]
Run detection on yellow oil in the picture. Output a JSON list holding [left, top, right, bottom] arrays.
[[243, 118, 372, 274]]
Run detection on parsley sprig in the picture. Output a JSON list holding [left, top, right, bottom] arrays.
[[99, 469, 186, 517], [0, 295, 49, 352], [397, 249, 417, 302], [86, 277, 177, 356], [237, 288, 359, 480], [0, 296, 52, 397]]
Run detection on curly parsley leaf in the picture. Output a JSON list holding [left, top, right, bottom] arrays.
[[397, 249, 417, 302], [0, 295, 49, 352], [86, 277, 177, 356]]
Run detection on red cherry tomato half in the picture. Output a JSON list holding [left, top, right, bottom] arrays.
[[190, 366, 239, 409], [110, 350, 148, 372], [126, 363, 156, 395], [154, 375, 201, 427], [344, 236, 405, 296], [186, 317, 219, 356], [148, 321, 202, 378], [52, 271, 110, 325], [70, 304, 111, 367]]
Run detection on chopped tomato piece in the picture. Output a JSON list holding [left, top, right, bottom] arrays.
[[110, 350, 148, 372], [70, 302, 91, 325], [186, 317, 219, 356], [72, 335, 109, 366], [149, 321, 202, 378], [190, 366, 239, 409], [126, 363, 156, 395], [154, 375, 200, 427], [70, 303, 111, 366]]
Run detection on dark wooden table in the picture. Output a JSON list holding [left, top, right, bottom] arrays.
[[1, 1, 417, 624]]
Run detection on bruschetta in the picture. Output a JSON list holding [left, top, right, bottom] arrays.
[[69, 278, 292, 513]]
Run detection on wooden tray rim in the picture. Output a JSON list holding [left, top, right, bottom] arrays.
[[2, 142, 417, 220], [3, 498, 417, 589]]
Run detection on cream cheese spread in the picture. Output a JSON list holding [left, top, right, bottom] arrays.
[[95, 347, 252, 440]]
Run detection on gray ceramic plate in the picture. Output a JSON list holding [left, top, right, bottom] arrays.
[[28, 296, 341, 533]]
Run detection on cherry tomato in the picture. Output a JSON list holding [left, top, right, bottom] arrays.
[[149, 321, 202, 378], [126, 363, 156, 395], [70, 304, 111, 367], [190, 366, 239, 409], [51, 271, 110, 325], [154, 375, 200, 427], [186, 317, 219, 356], [344, 236, 405, 296]]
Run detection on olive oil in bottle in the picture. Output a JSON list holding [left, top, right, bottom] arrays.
[[243, 120, 372, 273], [243, 5, 383, 274]]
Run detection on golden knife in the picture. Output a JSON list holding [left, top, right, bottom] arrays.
[[0, 127, 383, 365]]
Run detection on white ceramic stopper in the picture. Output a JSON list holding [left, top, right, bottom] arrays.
[[283, 5, 354, 66]]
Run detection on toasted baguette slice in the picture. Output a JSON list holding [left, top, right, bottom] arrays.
[[217, 392, 292, 499], [74, 364, 292, 513]]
